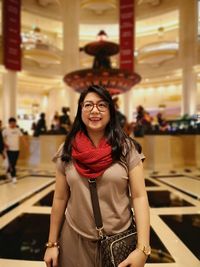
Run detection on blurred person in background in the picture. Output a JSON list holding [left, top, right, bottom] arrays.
[[134, 105, 153, 136], [59, 107, 72, 134], [51, 111, 60, 130], [33, 112, 47, 137], [113, 97, 127, 129], [2, 117, 27, 183], [156, 112, 169, 132], [0, 120, 5, 159]]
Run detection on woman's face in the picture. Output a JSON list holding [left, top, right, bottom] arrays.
[[81, 92, 110, 134]]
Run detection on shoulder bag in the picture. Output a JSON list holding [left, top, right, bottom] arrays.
[[88, 179, 137, 267]]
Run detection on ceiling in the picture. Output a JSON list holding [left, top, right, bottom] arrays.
[[0, 0, 182, 95], [20, 0, 179, 38]]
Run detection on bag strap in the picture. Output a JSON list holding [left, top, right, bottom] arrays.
[[88, 179, 105, 239]]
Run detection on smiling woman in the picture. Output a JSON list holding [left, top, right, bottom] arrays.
[[81, 94, 110, 137], [44, 85, 150, 267]]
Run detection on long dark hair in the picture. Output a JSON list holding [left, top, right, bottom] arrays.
[[61, 85, 141, 162]]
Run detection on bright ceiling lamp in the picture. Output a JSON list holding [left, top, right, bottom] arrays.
[[137, 41, 179, 65], [21, 27, 62, 66]]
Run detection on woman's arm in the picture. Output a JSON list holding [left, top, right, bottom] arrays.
[[48, 168, 70, 242], [44, 167, 70, 267], [129, 161, 150, 248], [118, 161, 150, 267], [49, 170, 70, 242]]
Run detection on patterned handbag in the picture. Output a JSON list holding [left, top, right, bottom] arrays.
[[88, 179, 137, 267]]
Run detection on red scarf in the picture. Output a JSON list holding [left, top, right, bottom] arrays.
[[72, 131, 113, 179]]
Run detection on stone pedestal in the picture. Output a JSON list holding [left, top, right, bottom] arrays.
[[28, 137, 41, 166], [195, 135, 200, 168], [170, 136, 184, 168], [17, 135, 66, 168], [40, 135, 66, 167], [18, 136, 30, 166], [14, 134, 199, 170], [182, 135, 196, 167], [144, 135, 173, 171]]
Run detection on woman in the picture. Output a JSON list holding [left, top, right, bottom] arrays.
[[44, 85, 150, 267]]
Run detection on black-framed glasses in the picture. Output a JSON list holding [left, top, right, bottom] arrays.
[[81, 100, 109, 112]]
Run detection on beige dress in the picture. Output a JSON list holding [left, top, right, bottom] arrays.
[[54, 144, 144, 267]]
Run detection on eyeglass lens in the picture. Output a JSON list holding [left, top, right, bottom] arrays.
[[82, 101, 108, 112]]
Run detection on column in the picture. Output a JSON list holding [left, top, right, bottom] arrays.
[[123, 90, 133, 122], [2, 70, 17, 125], [60, 0, 80, 118], [179, 0, 198, 115]]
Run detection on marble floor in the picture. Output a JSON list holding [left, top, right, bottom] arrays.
[[0, 166, 199, 267]]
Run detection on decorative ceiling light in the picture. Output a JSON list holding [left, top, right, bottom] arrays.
[[21, 27, 62, 66], [37, 0, 59, 7], [137, 41, 179, 65], [64, 31, 141, 95], [137, 0, 160, 6], [81, 0, 116, 14]]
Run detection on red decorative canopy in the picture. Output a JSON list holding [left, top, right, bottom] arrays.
[[64, 68, 141, 95]]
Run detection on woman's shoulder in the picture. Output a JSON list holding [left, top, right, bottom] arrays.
[[52, 143, 64, 163], [122, 137, 138, 154], [123, 137, 145, 162], [52, 143, 69, 175]]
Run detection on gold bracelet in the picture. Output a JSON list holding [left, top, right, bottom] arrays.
[[45, 241, 60, 249], [136, 243, 151, 256]]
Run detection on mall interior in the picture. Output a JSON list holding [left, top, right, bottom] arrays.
[[0, 0, 200, 266]]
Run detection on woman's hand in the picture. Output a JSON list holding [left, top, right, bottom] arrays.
[[118, 249, 148, 267], [44, 247, 59, 267]]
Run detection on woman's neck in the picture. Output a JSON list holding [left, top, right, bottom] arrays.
[[87, 131, 104, 147]]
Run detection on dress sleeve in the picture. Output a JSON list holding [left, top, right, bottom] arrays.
[[52, 143, 66, 176], [126, 144, 145, 171]]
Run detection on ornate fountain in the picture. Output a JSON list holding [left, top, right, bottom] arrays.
[[64, 31, 141, 95]]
